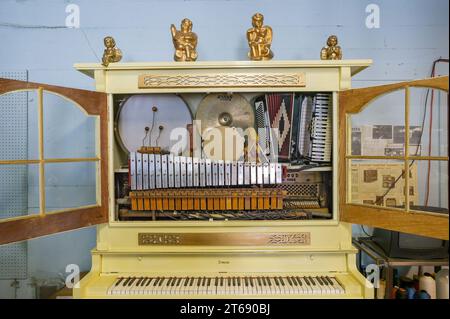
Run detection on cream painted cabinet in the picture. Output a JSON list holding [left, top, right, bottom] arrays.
[[0, 61, 447, 246]]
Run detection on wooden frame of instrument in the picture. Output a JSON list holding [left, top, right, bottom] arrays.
[[0, 78, 109, 245], [339, 76, 449, 240]]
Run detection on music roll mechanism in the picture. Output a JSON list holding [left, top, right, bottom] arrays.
[[114, 91, 333, 221]]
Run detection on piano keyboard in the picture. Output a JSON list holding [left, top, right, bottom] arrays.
[[107, 275, 345, 296], [130, 153, 284, 191]]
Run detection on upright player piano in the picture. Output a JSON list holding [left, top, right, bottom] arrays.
[[0, 60, 447, 299]]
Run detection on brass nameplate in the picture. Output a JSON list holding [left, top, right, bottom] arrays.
[[138, 73, 306, 88], [138, 232, 310, 246]]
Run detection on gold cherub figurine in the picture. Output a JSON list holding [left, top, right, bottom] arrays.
[[101, 36, 122, 67], [246, 13, 273, 61], [170, 18, 198, 62], [320, 35, 343, 60]]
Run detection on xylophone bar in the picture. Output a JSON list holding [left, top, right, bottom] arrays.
[[130, 153, 284, 191]]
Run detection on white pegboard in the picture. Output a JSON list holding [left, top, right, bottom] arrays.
[[0, 70, 28, 280]]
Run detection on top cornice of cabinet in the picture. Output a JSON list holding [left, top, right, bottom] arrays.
[[74, 60, 372, 78]]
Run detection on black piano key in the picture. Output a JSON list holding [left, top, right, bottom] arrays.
[[279, 277, 285, 286], [137, 277, 144, 286], [257, 277, 262, 286], [244, 277, 248, 287], [122, 277, 131, 286], [176, 277, 182, 286], [326, 276, 334, 286], [220, 277, 224, 286], [172, 277, 177, 286], [295, 276, 303, 286], [207, 278, 211, 286], [316, 276, 324, 285], [115, 277, 124, 286], [184, 277, 190, 286], [232, 277, 236, 287], [214, 277, 218, 287], [159, 277, 165, 286], [266, 277, 271, 286], [286, 277, 293, 286], [146, 278, 153, 286], [304, 277, 310, 285], [237, 277, 241, 286], [128, 277, 136, 286], [309, 276, 316, 286], [152, 277, 160, 286], [189, 277, 195, 286], [274, 277, 280, 286]]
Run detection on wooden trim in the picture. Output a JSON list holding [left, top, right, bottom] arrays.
[[38, 87, 45, 216], [0, 206, 106, 245], [341, 204, 449, 240], [345, 155, 448, 161], [0, 78, 104, 116], [0, 158, 100, 165], [404, 86, 410, 212], [340, 76, 448, 114], [339, 76, 449, 238], [0, 78, 109, 245]]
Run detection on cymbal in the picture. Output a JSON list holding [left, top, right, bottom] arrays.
[[195, 93, 255, 134], [195, 93, 255, 161]]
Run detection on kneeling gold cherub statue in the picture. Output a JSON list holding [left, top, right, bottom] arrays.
[[320, 35, 343, 60], [246, 13, 273, 61], [101, 36, 122, 67], [170, 18, 198, 62]]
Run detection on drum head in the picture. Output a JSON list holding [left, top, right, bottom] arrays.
[[116, 94, 192, 154]]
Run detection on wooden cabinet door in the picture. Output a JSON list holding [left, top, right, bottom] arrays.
[[0, 78, 108, 244], [339, 76, 448, 239]]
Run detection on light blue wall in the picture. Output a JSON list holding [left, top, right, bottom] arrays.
[[0, 0, 448, 298]]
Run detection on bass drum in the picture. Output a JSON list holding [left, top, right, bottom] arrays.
[[115, 94, 192, 154]]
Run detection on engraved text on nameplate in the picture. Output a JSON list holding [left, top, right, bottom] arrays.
[[138, 232, 311, 245], [138, 73, 306, 88]]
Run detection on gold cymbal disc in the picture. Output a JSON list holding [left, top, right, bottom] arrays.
[[195, 93, 255, 133], [195, 93, 255, 161]]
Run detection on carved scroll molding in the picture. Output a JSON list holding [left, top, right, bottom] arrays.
[[138, 73, 306, 88]]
